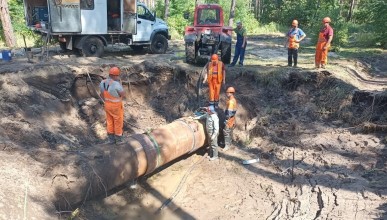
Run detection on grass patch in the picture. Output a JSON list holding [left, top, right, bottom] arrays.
[[336, 47, 384, 59]]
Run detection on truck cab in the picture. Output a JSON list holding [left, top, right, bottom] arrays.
[[23, 0, 170, 57]]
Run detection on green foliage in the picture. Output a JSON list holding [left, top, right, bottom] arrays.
[[8, 0, 31, 36]]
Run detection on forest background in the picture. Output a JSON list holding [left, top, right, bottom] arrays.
[[0, 0, 386, 51]]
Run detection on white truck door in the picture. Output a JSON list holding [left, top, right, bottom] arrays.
[[133, 4, 154, 42], [49, 0, 82, 33]]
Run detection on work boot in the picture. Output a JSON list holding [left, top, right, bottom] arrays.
[[321, 64, 326, 69], [222, 144, 231, 152], [214, 102, 219, 109], [115, 135, 124, 145], [106, 134, 115, 144], [228, 63, 235, 67]]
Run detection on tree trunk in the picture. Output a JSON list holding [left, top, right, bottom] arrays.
[[164, 0, 169, 21], [228, 0, 236, 27], [0, 0, 16, 47], [347, 0, 355, 21]]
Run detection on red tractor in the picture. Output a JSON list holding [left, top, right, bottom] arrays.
[[184, 4, 233, 64]]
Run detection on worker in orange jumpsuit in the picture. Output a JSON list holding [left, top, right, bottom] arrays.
[[315, 17, 334, 69], [99, 67, 126, 144], [202, 54, 225, 108], [223, 86, 238, 151]]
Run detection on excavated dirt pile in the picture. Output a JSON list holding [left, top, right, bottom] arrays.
[[0, 52, 386, 219]]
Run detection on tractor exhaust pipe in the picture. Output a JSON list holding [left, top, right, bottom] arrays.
[[51, 117, 206, 210]]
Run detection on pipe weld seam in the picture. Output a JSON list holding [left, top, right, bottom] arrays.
[[176, 120, 196, 153], [145, 131, 162, 168]]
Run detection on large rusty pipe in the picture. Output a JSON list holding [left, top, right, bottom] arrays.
[[52, 117, 206, 209]]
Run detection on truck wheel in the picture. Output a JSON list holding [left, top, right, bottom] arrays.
[[221, 42, 231, 64], [185, 42, 196, 64], [130, 45, 144, 52], [150, 34, 168, 54], [81, 37, 104, 57]]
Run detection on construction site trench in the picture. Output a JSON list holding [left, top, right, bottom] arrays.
[[0, 37, 387, 220]]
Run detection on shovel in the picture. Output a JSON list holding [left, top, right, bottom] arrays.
[[22, 35, 33, 63]]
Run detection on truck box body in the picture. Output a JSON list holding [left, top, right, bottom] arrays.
[[23, 0, 170, 56]]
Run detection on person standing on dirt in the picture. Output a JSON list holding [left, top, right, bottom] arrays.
[[203, 54, 225, 109], [99, 67, 126, 145], [205, 105, 220, 161], [229, 21, 247, 67], [315, 17, 334, 69], [223, 87, 238, 151], [285, 20, 306, 67]]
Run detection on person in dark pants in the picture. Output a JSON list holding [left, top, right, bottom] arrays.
[[205, 105, 220, 160], [229, 21, 247, 67], [222, 87, 237, 151], [285, 20, 306, 67]]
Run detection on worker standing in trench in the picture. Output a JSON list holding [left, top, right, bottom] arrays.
[[223, 87, 238, 151], [202, 54, 225, 109], [315, 17, 334, 69], [99, 67, 126, 144], [206, 105, 220, 161]]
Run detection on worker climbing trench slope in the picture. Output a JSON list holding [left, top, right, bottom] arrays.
[[0, 40, 386, 219]]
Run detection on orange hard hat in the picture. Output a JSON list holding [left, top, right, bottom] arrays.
[[109, 67, 121, 76], [292, 20, 298, 26], [226, 87, 235, 93], [211, 54, 218, 61], [322, 17, 331, 23]]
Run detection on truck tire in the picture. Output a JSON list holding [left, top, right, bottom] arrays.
[[150, 34, 168, 54], [185, 42, 196, 64], [81, 37, 104, 57], [221, 42, 231, 64]]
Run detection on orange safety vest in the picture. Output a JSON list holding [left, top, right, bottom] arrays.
[[288, 35, 299, 49], [207, 61, 223, 83], [102, 79, 122, 103], [225, 96, 238, 128]]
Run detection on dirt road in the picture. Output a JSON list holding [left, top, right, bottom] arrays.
[[0, 36, 386, 220]]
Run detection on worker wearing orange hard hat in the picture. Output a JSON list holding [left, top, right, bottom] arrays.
[[285, 19, 306, 67], [223, 86, 238, 151], [99, 66, 126, 144], [315, 17, 334, 69], [203, 54, 226, 108]]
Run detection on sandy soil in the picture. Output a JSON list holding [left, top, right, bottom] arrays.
[[0, 37, 386, 220]]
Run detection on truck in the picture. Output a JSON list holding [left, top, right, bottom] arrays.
[[184, 4, 232, 64], [22, 0, 170, 57]]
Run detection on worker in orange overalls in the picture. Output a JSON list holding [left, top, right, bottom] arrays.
[[99, 67, 126, 144], [285, 20, 306, 67], [315, 17, 334, 69], [202, 54, 225, 108], [223, 86, 238, 151]]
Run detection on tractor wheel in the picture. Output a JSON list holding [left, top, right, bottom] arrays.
[[185, 42, 196, 64], [221, 42, 231, 64], [150, 34, 168, 54], [81, 37, 104, 57]]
